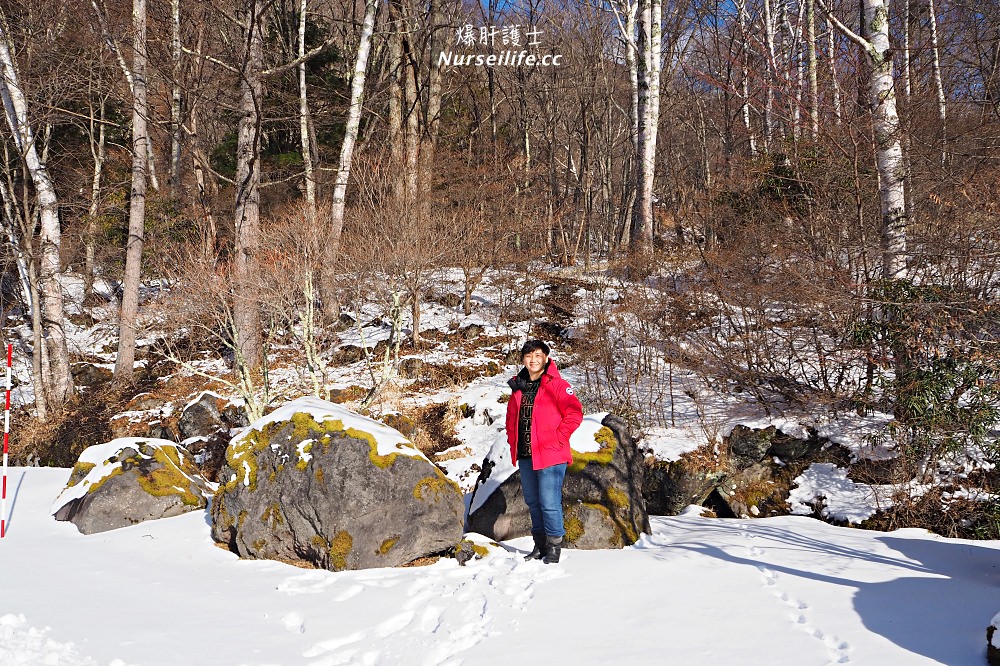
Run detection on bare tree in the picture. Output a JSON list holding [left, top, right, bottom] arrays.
[[0, 11, 74, 408], [322, 0, 378, 319], [114, 0, 149, 382]]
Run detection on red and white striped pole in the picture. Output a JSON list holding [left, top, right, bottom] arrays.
[[1, 343, 10, 538]]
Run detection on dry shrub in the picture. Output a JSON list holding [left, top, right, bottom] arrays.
[[860, 491, 1000, 539], [403, 402, 463, 457], [10, 381, 136, 466]]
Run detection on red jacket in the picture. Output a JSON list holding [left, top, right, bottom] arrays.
[[506, 360, 584, 470]]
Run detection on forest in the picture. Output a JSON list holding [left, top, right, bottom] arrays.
[[1, 0, 999, 535]]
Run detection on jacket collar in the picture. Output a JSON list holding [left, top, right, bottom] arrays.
[[508, 359, 558, 392]]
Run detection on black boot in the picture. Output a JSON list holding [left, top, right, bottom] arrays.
[[524, 534, 545, 561], [542, 536, 563, 564]]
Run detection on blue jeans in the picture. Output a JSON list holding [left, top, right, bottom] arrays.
[[518, 460, 567, 538]]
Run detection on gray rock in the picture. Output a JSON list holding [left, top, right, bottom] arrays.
[[467, 414, 649, 549], [178, 391, 244, 439], [643, 426, 855, 518], [211, 399, 465, 570], [727, 425, 775, 466], [147, 423, 177, 442], [643, 460, 728, 516], [71, 362, 112, 387], [458, 323, 484, 340], [398, 357, 425, 378], [178, 392, 225, 440], [766, 428, 824, 462], [53, 439, 211, 535]]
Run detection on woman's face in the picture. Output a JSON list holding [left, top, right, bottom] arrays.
[[523, 349, 548, 377]]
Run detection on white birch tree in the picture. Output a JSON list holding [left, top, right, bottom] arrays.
[[321, 0, 378, 319], [820, 0, 908, 277], [0, 14, 74, 406], [114, 0, 149, 381], [631, 0, 661, 253]]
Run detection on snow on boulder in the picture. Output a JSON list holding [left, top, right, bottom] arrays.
[[52, 438, 212, 535], [467, 413, 650, 549], [211, 396, 465, 571]]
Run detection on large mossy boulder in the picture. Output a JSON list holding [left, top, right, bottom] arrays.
[[52, 438, 211, 534], [467, 413, 649, 549], [211, 397, 464, 571]]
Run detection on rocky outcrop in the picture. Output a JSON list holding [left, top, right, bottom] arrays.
[[643, 424, 852, 518], [467, 414, 649, 549], [211, 397, 465, 571], [52, 439, 211, 534]]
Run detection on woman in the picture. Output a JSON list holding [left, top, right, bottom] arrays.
[[505, 340, 583, 563]]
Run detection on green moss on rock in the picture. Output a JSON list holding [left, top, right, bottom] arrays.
[[226, 412, 411, 490]]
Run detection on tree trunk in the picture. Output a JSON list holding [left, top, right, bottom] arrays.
[[927, 0, 947, 163], [827, 15, 843, 124], [808, 0, 819, 138], [736, 0, 756, 155], [0, 178, 32, 316], [762, 0, 778, 150], [823, 0, 908, 277], [114, 0, 148, 382], [631, 0, 660, 253], [298, 0, 317, 224], [0, 20, 74, 407], [84, 95, 106, 298], [169, 0, 182, 198], [233, 0, 265, 369], [321, 0, 377, 319]]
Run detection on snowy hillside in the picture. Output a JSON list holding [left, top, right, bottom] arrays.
[[2, 467, 999, 665]]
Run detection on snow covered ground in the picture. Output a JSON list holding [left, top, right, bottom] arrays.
[[2, 467, 999, 665]]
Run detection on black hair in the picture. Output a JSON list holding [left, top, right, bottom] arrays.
[[520, 339, 550, 358]]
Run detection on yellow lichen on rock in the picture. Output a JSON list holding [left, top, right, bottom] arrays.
[[84, 466, 124, 495], [606, 486, 630, 509], [378, 536, 399, 555], [67, 462, 96, 488], [569, 426, 618, 473], [413, 472, 460, 501], [261, 503, 285, 528], [563, 506, 585, 543], [133, 446, 202, 506], [329, 530, 353, 570]]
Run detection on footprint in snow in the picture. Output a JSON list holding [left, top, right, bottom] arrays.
[[302, 630, 365, 658], [376, 610, 416, 637], [277, 571, 337, 595], [331, 583, 365, 602], [281, 612, 306, 634], [756, 565, 779, 585]]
